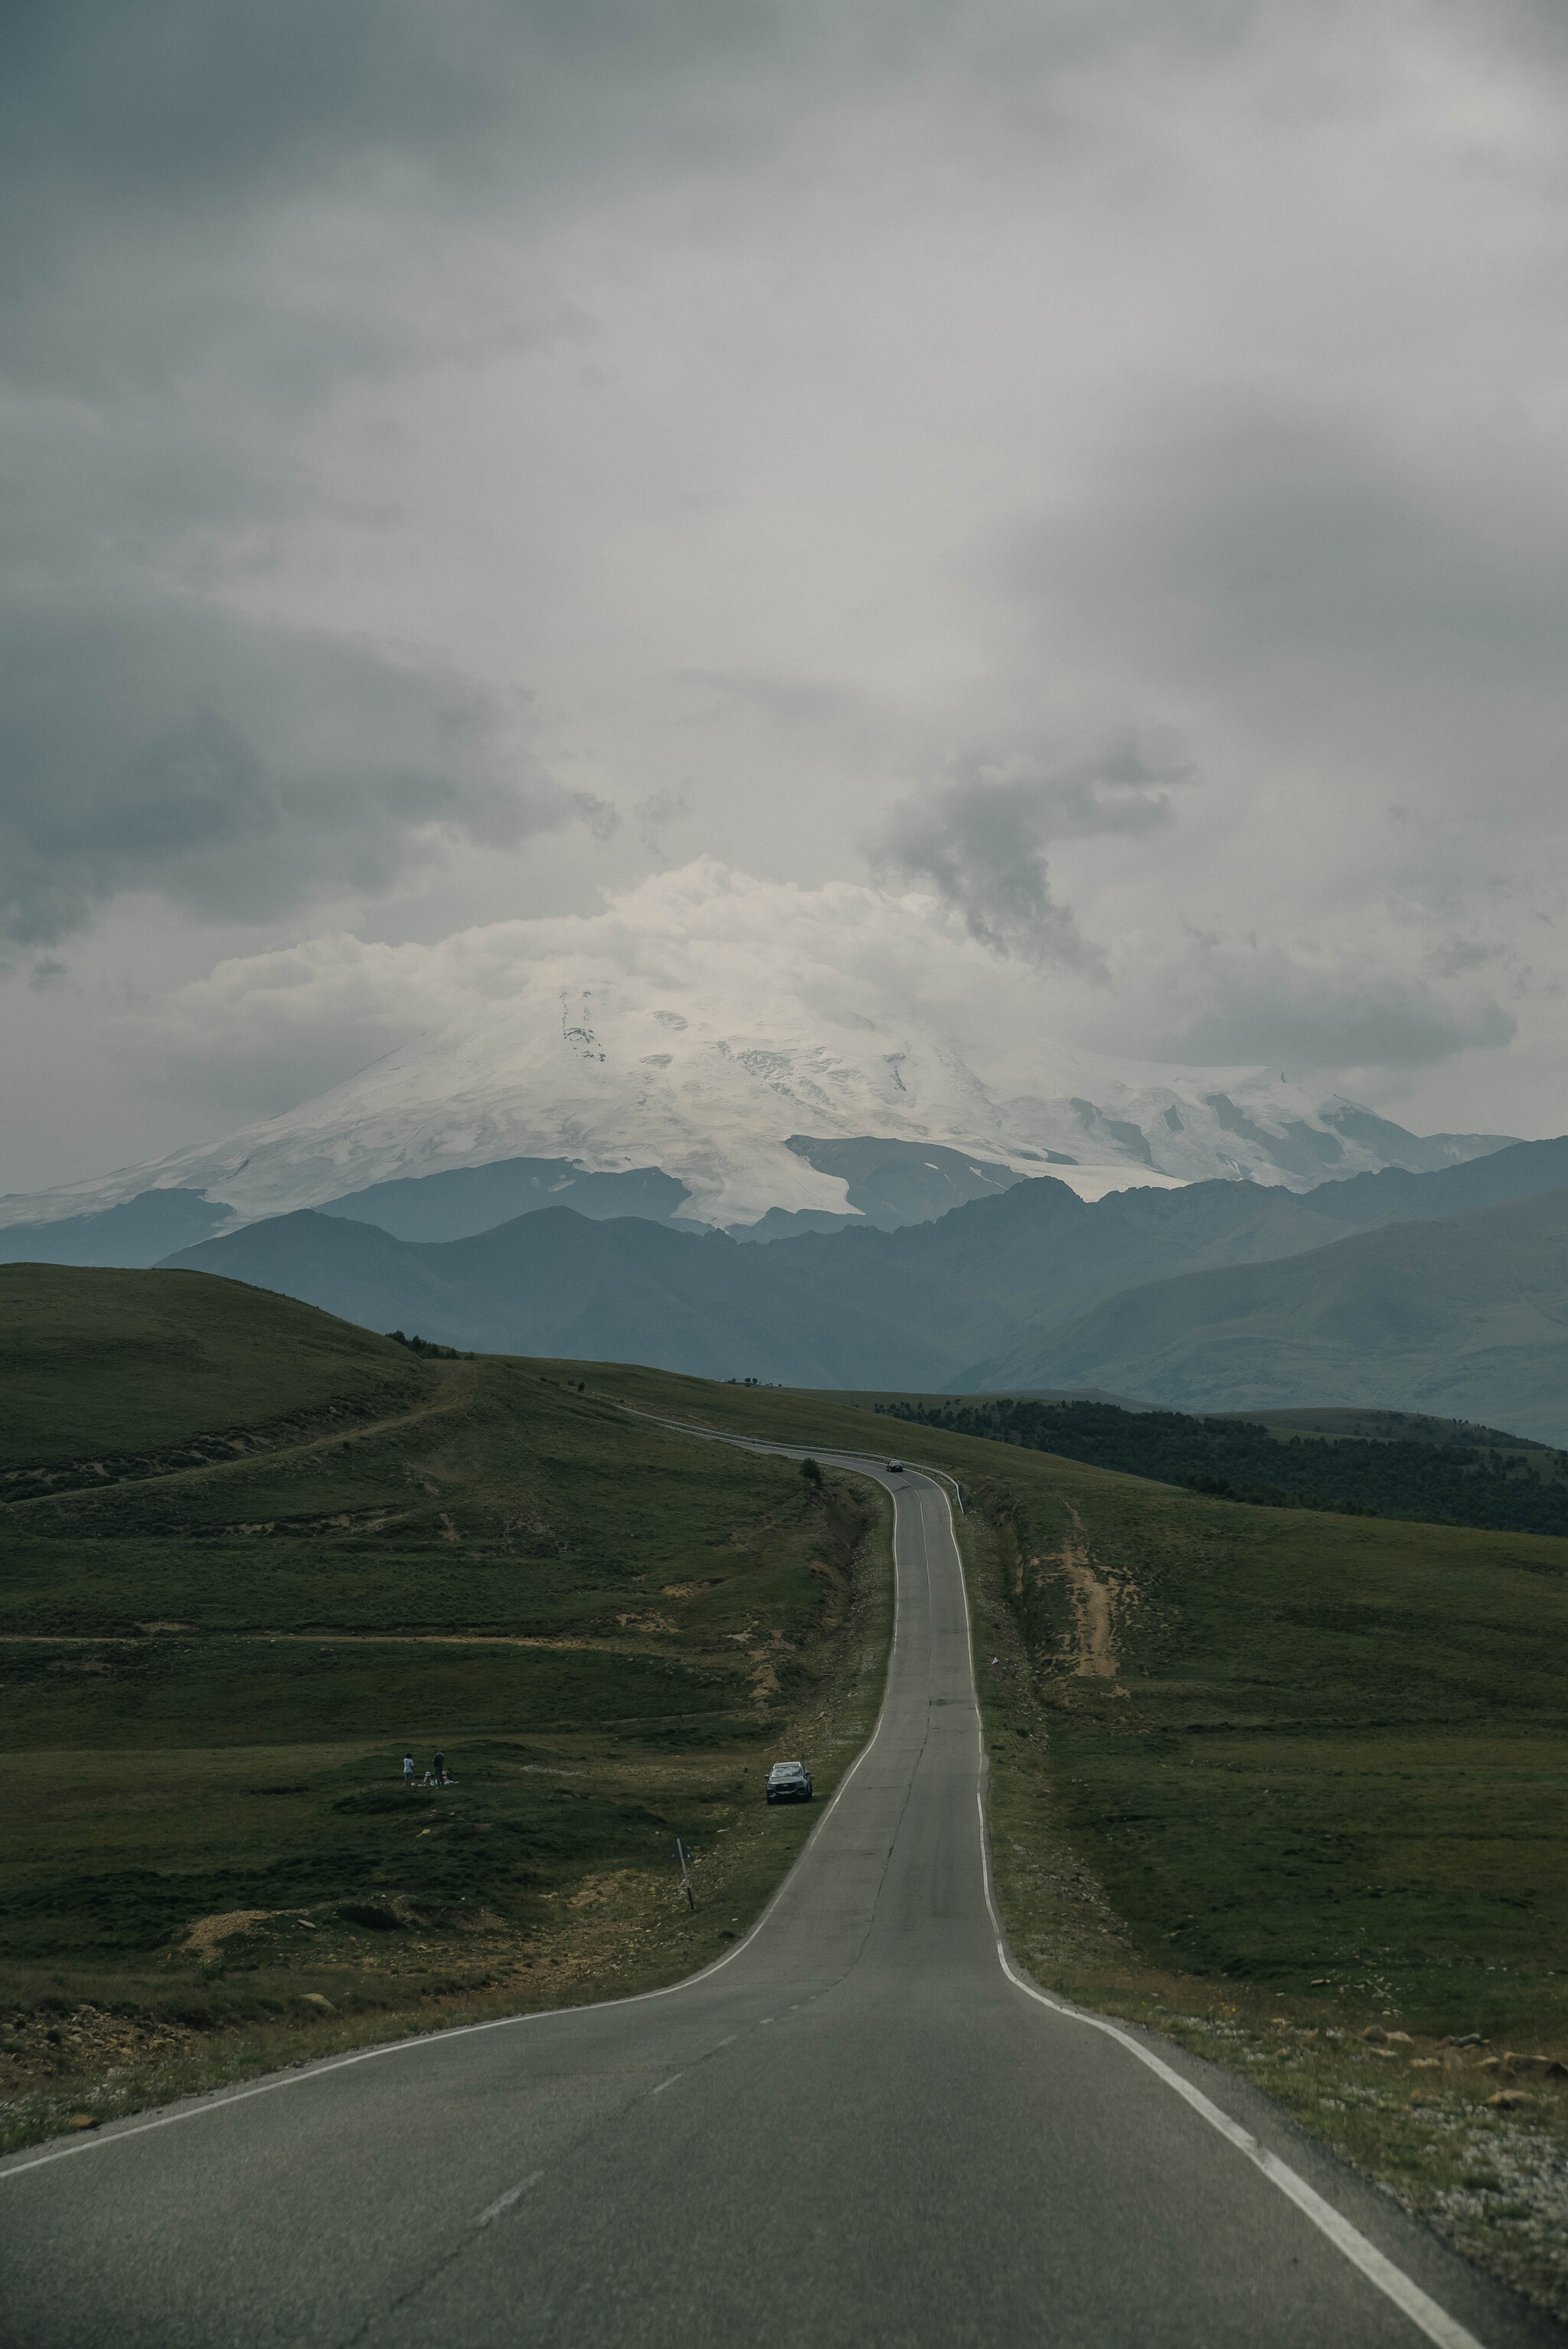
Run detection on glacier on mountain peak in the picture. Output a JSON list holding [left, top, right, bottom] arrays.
[[0, 864, 1515, 1235]]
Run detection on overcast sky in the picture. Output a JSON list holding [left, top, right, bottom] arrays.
[[5, 0, 1568, 1194]]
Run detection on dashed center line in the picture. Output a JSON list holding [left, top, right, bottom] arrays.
[[475, 2172, 543, 2226], [652, 2073, 683, 2095]]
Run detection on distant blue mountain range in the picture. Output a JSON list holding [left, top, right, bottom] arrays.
[[145, 1133, 1568, 1443]]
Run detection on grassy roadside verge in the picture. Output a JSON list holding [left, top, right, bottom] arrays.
[[954, 1463, 1568, 2324]]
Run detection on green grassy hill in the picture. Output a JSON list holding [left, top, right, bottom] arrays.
[[0, 1264, 424, 1482], [11, 1276, 1568, 2044], [0, 1271, 893, 2150]]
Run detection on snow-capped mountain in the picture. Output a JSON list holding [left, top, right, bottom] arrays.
[[0, 864, 1514, 1237]]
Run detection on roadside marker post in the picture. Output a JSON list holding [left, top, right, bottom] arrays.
[[673, 1837, 695, 1911]]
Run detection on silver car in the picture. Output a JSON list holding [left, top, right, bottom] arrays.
[[766, 1759, 813, 1805]]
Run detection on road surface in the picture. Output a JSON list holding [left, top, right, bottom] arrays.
[[1, 1452, 1553, 2348]]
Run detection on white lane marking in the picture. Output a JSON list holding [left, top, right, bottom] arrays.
[[760, 2017, 775, 2025], [995, 1944, 1484, 2349], [931, 1479, 1488, 2349], [475, 2172, 542, 2226], [0, 1441, 908, 2188], [651, 2074, 683, 2095]]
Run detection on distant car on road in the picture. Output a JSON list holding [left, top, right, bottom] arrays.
[[766, 1760, 813, 1804], [886, 1459, 903, 1472]]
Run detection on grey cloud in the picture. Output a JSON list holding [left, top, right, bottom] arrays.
[[1008, 401, 1568, 814], [13, 0, 1097, 948], [1112, 939, 1517, 1072], [1, 0, 1224, 230], [1, 2, 1279, 407], [571, 790, 622, 845], [0, 3, 618, 944], [0, 1, 926, 338], [632, 786, 692, 853], [680, 670, 871, 730], [0, 588, 564, 944], [0, 0, 1286, 952], [1137, 410, 1568, 686], [865, 737, 1185, 971], [1426, 937, 1511, 981]]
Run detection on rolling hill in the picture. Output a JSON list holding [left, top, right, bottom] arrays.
[[991, 1186, 1568, 1445], [0, 1263, 423, 1483], [0, 1266, 893, 2146]]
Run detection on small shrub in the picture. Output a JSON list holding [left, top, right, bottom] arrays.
[[336, 1901, 405, 1932]]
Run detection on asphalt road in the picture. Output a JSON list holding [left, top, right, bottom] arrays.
[[2, 1453, 1557, 2349]]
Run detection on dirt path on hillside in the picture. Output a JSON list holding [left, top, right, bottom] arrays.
[[2, 1364, 478, 1513], [0, 1630, 751, 1669], [1052, 1508, 1126, 1683]]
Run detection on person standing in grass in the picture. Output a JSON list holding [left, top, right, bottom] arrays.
[[403, 1751, 415, 1789], [433, 1749, 447, 1786]]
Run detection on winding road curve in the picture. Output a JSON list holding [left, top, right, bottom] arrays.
[[1, 1451, 1555, 2347]]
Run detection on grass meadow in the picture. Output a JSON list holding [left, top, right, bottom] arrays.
[[0, 1276, 893, 2149]]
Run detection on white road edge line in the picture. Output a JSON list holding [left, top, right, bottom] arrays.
[[925, 1470, 1488, 2349], [0, 1436, 903, 2189], [994, 1951, 1486, 2349], [475, 2171, 542, 2226]]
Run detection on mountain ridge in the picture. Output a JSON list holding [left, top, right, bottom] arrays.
[[156, 1136, 1568, 1434], [987, 1187, 1568, 1446]]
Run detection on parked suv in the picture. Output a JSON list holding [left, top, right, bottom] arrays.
[[766, 1760, 813, 1805]]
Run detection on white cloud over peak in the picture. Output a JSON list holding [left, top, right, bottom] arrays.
[[105, 861, 1516, 1135]]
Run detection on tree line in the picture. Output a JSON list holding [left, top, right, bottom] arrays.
[[874, 1397, 1568, 1538]]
